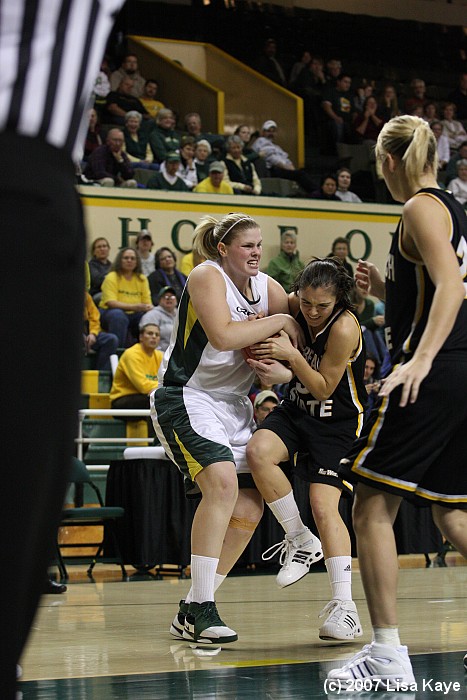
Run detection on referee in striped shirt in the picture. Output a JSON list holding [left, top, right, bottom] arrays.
[[0, 2, 126, 695]]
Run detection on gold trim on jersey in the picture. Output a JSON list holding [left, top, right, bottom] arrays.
[[402, 264, 425, 356], [184, 299, 198, 348]]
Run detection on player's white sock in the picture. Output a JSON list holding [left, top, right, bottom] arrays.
[[326, 556, 352, 601], [267, 491, 307, 537], [189, 555, 219, 603], [185, 572, 226, 604], [373, 627, 401, 647]]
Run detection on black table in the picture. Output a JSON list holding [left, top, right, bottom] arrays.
[[105, 459, 443, 571]]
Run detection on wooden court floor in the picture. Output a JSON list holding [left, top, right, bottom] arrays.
[[18, 555, 466, 699]]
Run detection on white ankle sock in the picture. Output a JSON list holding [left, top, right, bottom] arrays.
[[185, 571, 226, 604], [189, 555, 219, 604], [325, 556, 352, 601], [267, 491, 307, 536], [373, 627, 401, 647]]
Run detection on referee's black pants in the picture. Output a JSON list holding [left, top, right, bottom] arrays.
[[0, 133, 84, 697]]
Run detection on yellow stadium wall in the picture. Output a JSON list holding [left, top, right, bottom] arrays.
[[80, 186, 402, 275]]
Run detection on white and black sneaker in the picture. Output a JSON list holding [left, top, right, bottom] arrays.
[[183, 601, 238, 645], [262, 528, 323, 588], [170, 599, 189, 639], [327, 642, 416, 687], [319, 599, 363, 641]]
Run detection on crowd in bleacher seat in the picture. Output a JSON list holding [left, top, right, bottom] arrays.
[[82, 37, 467, 203]]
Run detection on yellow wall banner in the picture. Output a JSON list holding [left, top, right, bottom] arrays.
[[80, 186, 402, 274]]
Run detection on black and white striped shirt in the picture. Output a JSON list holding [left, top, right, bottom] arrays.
[[0, 0, 125, 160]]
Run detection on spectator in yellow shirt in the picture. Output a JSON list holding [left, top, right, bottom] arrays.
[[110, 323, 163, 433], [99, 247, 153, 347], [83, 291, 118, 371], [193, 161, 234, 194]]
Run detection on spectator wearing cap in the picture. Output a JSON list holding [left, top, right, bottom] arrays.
[[253, 390, 279, 426], [135, 230, 155, 276], [139, 286, 178, 351], [267, 230, 304, 292], [251, 120, 316, 194], [193, 161, 234, 194], [146, 152, 191, 191]]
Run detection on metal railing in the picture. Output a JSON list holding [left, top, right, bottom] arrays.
[[75, 408, 151, 461]]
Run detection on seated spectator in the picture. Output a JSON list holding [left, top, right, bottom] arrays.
[[321, 73, 354, 146], [353, 286, 388, 364], [324, 57, 343, 86], [149, 108, 180, 164], [328, 236, 354, 278], [83, 291, 118, 371], [110, 323, 163, 435], [234, 124, 268, 177], [447, 71, 467, 122], [288, 50, 312, 87], [441, 102, 467, 154], [139, 79, 165, 120], [194, 139, 213, 181], [148, 246, 187, 304], [423, 101, 439, 124], [167, 135, 198, 189], [266, 230, 304, 292], [99, 247, 153, 347], [223, 135, 261, 195], [353, 95, 384, 144], [353, 79, 374, 115], [251, 120, 316, 193], [193, 161, 234, 194], [135, 230, 155, 276], [140, 286, 178, 351], [376, 83, 401, 122], [335, 167, 362, 203], [291, 56, 327, 137], [184, 111, 225, 159], [110, 53, 146, 97], [84, 108, 104, 161], [363, 353, 381, 419], [253, 38, 287, 88], [84, 128, 137, 188], [123, 111, 159, 170], [311, 173, 340, 200], [430, 120, 450, 171], [89, 237, 112, 303], [403, 78, 428, 114], [104, 76, 149, 126], [448, 158, 467, 207], [92, 57, 112, 118], [253, 390, 279, 427], [146, 152, 191, 191], [445, 139, 467, 185]]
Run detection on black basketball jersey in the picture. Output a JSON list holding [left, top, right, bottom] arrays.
[[287, 307, 367, 423], [385, 188, 467, 363]]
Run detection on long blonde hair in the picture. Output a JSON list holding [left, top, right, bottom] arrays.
[[193, 212, 258, 260], [375, 115, 438, 186]]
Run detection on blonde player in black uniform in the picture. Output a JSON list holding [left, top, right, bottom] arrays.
[[328, 115, 467, 687], [151, 212, 309, 646], [247, 258, 368, 642]]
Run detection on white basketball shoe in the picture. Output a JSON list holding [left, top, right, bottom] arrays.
[[262, 528, 323, 588], [318, 599, 363, 641], [327, 642, 416, 687]]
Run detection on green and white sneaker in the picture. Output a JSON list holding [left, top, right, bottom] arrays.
[[183, 601, 238, 645], [170, 599, 189, 639]]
